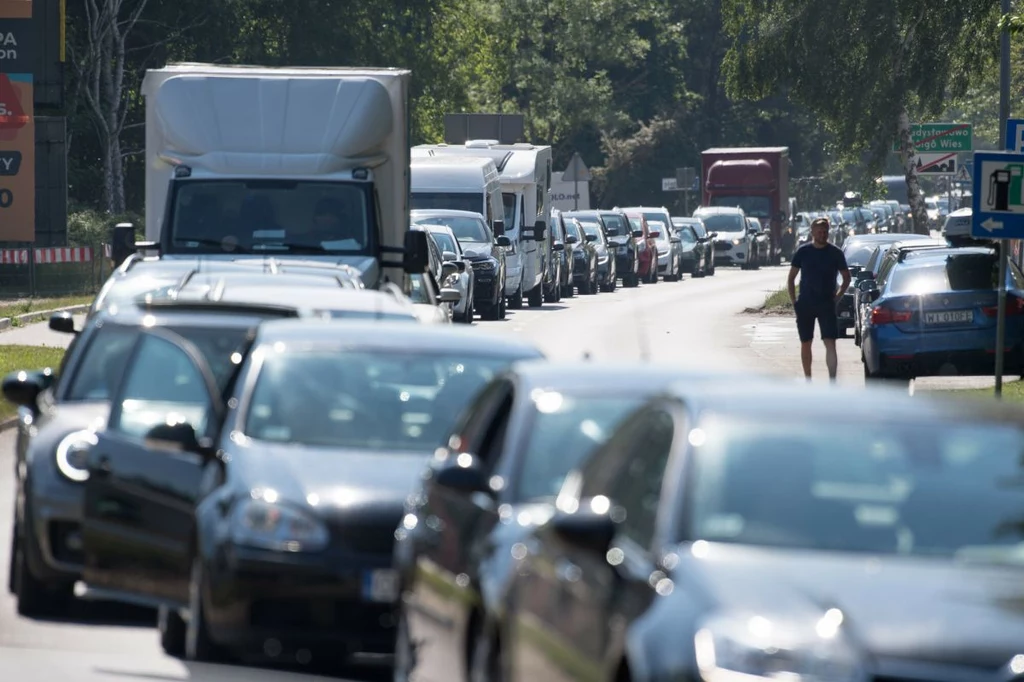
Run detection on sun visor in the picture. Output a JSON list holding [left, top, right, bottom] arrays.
[[152, 75, 394, 174]]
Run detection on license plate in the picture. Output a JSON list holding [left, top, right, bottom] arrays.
[[363, 569, 399, 603], [839, 311, 851, 318], [924, 310, 973, 325]]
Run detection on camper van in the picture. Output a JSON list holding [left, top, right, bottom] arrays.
[[410, 156, 505, 236], [412, 141, 552, 309]]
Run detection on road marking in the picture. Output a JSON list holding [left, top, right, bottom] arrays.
[[741, 322, 791, 346]]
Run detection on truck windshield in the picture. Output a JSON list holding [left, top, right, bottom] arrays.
[[502, 193, 518, 230], [170, 180, 372, 255], [411, 192, 484, 214], [709, 195, 770, 218]]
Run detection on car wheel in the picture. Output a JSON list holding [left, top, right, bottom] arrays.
[[528, 281, 543, 307], [13, 522, 71, 617], [508, 279, 524, 309], [186, 557, 226, 662], [499, 294, 507, 319], [159, 605, 187, 657]]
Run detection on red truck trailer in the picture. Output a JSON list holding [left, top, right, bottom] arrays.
[[701, 147, 791, 263]]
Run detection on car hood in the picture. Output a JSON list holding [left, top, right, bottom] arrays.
[[675, 542, 1024, 671], [461, 246, 495, 260], [230, 441, 431, 514]]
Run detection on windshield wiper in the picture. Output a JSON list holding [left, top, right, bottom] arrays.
[[173, 237, 251, 254], [252, 242, 329, 253]]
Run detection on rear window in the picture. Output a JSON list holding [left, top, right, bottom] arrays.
[[699, 213, 745, 233], [889, 255, 1003, 295]]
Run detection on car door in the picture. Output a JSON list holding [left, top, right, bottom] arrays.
[[80, 328, 224, 609]]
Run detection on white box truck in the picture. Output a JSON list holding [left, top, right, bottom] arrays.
[[411, 141, 552, 308], [121, 63, 428, 287]]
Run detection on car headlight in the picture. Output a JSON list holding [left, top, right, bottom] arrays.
[[231, 496, 330, 552], [733, 239, 742, 246], [56, 429, 98, 483], [473, 259, 496, 271], [694, 611, 863, 682]]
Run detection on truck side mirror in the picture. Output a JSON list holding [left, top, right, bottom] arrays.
[[496, 235, 512, 248], [110, 223, 136, 267], [533, 220, 547, 242], [493, 219, 505, 237], [403, 230, 430, 274]]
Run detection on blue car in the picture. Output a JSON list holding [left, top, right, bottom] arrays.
[[861, 246, 1024, 382]]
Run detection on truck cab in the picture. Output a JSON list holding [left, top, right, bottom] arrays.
[[412, 141, 551, 309], [117, 63, 429, 288]]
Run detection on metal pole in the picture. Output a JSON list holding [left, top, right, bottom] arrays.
[[996, 0, 1011, 398], [574, 179, 579, 210]]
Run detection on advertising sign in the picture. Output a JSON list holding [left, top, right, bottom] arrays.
[[551, 171, 590, 211], [0, 0, 33, 241]]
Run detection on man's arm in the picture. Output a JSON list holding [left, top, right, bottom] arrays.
[[787, 266, 800, 304], [835, 268, 851, 301]]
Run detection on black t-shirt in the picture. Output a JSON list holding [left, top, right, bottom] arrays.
[[791, 243, 848, 305]]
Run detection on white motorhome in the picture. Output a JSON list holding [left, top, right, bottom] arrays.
[[129, 63, 427, 288], [409, 156, 505, 236], [412, 141, 552, 308]]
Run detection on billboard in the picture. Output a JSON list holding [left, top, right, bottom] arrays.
[[0, 0, 34, 241], [551, 171, 590, 211]]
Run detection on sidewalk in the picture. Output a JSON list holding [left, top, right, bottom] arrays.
[[733, 310, 1018, 394]]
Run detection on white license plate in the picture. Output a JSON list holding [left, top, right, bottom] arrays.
[[839, 311, 851, 318], [924, 310, 973, 325], [363, 569, 399, 603]]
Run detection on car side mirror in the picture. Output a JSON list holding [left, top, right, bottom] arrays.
[[49, 311, 78, 335], [550, 501, 619, 555], [565, 235, 578, 245], [552, 241, 565, 252], [496, 235, 512, 248], [2, 369, 54, 411], [493, 219, 505, 237], [442, 250, 457, 262], [648, 230, 661, 239], [144, 422, 202, 454], [868, 289, 881, 303], [631, 229, 643, 238], [441, 261, 459, 279], [433, 454, 491, 495], [403, 230, 430, 274], [533, 220, 547, 241], [437, 287, 462, 304], [747, 227, 759, 235], [585, 233, 598, 243], [454, 261, 466, 273], [710, 232, 718, 239], [670, 237, 681, 244]]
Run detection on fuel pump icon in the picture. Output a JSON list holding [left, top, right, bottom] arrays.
[[989, 169, 1011, 211]]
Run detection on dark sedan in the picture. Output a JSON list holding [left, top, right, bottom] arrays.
[[671, 219, 710, 277], [499, 379, 1024, 682], [72, 320, 544, 667], [393, 364, 742, 682], [599, 210, 640, 287]]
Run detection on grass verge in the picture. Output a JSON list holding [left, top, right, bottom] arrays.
[[747, 287, 795, 315], [0, 345, 66, 421], [0, 295, 94, 324], [938, 381, 1024, 403]]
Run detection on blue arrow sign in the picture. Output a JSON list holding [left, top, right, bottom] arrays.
[[972, 150, 1024, 239], [1005, 118, 1024, 152]]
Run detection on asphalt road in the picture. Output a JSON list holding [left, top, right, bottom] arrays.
[[0, 263, 998, 679]]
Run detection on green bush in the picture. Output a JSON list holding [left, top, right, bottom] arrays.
[[67, 206, 145, 247]]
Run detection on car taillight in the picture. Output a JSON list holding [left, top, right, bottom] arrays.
[[871, 306, 913, 325], [982, 296, 1024, 317]]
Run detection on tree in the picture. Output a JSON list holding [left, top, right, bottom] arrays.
[[67, 0, 152, 215], [721, 0, 997, 233]]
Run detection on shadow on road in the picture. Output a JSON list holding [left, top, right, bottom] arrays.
[[26, 599, 156, 628]]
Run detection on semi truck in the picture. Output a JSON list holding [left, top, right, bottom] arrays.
[[113, 63, 428, 287], [701, 147, 791, 263]]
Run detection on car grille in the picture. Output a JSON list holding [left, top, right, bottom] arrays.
[[715, 241, 732, 251], [328, 518, 401, 557]]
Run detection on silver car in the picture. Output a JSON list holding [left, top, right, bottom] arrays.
[[413, 223, 475, 323]]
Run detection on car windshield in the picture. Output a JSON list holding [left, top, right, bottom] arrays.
[[65, 324, 252, 401], [410, 192, 484, 215], [627, 217, 643, 233], [430, 231, 458, 254], [698, 213, 745, 234], [515, 394, 644, 500], [648, 221, 669, 240], [843, 243, 879, 267], [171, 180, 371, 254], [416, 216, 489, 244], [502, 193, 518, 229], [708, 195, 771, 218], [244, 350, 530, 450], [600, 214, 628, 238], [687, 412, 1024, 559], [677, 227, 697, 243], [580, 222, 605, 244], [407, 274, 433, 304], [565, 220, 583, 241]]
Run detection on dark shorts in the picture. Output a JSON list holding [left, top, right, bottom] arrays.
[[795, 299, 838, 342]]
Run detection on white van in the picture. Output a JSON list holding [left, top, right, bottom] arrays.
[[412, 141, 552, 309], [410, 156, 505, 237]]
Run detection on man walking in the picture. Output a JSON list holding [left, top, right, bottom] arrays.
[[787, 217, 850, 382]]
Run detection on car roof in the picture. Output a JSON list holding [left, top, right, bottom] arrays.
[[252, 319, 546, 356], [412, 223, 458, 236], [90, 302, 295, 330], [410, 209, 486, 221], [693, 206, 744, 215], [668, 379, 1024, 425], [505, 363, 749, 395], [177, 285, 417, 315], [845, 233, 934, 245]]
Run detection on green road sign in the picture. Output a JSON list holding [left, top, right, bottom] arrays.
[[892, 123, 973, 153]]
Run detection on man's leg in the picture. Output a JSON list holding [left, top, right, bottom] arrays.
[[795, 303, 814, 380], [819, 306, 840, 381]]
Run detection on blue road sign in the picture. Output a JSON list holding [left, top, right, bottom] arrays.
[[972, 150, 1024, 239], [1005, 119, 1024, 152]]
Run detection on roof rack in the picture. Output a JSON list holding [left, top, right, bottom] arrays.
[[137, 299, 301, 317]]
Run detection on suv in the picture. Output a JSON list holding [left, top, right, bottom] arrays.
[[692, 206, 754, 268]]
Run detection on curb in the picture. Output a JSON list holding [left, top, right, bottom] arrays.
[[0, 416, 16, 433], [0, 303, 90, 332]]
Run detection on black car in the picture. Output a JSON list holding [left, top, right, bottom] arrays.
[[393, 364, 734, 682], [499, 379, 1024, 682], [671, 219, 711, 277], [2, 300, 306, 617], [599, 210, 640, 287], [73, 320, 544, 666], [411, 209, 511, 321], [549, 209, 573, 300], [562, 216, 599, 296]]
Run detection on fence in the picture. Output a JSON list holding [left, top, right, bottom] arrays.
[[0, 242, 113, 298]]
